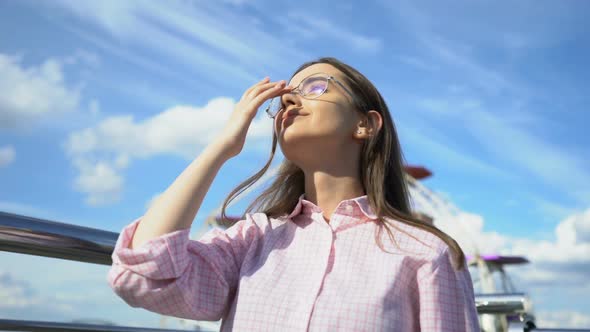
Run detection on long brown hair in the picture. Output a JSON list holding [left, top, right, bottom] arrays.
[[221, 57, 465, 270]]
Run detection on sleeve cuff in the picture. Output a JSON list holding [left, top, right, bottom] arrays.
[[111, 218, 192, 279]]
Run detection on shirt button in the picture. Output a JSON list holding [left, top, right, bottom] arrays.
[[345, 205, 354, 213]]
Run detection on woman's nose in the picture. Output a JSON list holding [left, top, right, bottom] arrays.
[[281, 91, 301, 109]]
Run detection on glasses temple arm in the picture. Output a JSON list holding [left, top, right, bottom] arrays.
[[331, 78, 360, 103]]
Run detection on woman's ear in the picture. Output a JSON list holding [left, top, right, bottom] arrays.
[[355, 110, 382, 138], [366, 110, 382, 136]]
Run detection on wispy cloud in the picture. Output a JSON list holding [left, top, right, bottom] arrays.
[[419, 35, 528, 96], [47, 1, 310, 86], [406, 91, 590, 206], [59, 24, 187, 83], [397, 54, 439, 71], [284, 12, 383, 54], [386, 0, 581, 55], [464, 108, 590, 204], [385, 0, 590, 205], [0, 145, 15, 167], [398, 118, 513, 180]]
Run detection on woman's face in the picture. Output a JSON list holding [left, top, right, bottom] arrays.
[[276, 63, 364, 160]]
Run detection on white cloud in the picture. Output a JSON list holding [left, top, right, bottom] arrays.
[[0, 276, 38, 308], [65, 97, 274, 205], [414, 188, 590, 325], [409, 181, 508, 255], [0, 145, 15, 167], [0, 260, 158, 327], [536, 310, 590, 329], [507, 208, 590, 283], [72, 159, 124, 206], [424, 195, 590, 289], [0, 252, 216, 329], [0, 271, 73, 312], [411, 176, 590, 293], [0, 54, 81, 129], [66, 97, 271, 158]]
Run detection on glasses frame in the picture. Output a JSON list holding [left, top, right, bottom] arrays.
[[265, 73, 361, 119]]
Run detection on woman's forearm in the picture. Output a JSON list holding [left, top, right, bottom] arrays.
[[130, 141, 230, 249]]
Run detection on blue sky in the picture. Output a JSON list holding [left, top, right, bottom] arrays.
[[0, 0, 589, 329]]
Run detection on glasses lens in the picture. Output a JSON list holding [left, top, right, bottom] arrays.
[[265, 97, 283, 118], [301, 76, 328, 98]]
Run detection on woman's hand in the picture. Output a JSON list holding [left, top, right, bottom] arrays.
[[217, 77, 291, 159]]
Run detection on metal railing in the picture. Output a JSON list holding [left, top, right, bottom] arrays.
[[475, 293, 528, 314], [1, 211, 588, 332], [0, 319, 191, 332]]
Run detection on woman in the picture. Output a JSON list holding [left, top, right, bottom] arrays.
[[108, 58, 481, 331]]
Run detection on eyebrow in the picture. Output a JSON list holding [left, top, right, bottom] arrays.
[[288, 72, 328, 87]]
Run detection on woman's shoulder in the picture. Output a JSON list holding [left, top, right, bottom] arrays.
[[380, 216, 450, 260]]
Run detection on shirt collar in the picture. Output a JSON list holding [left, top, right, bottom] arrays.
[[286, 193, 378, 220]]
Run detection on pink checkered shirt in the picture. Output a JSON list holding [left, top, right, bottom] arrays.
[[108, 194, 480, 331]]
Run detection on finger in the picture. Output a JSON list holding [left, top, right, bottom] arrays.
[[243, 77, 270, 97], [251, 82, 290, 108], [247, 80, 286, 99], [244, 81, 280, 100]]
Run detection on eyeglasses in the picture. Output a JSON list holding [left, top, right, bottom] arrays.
[[265, 73, 359, 119]]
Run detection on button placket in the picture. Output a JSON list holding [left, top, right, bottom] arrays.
[[305, 227, 335, 328]]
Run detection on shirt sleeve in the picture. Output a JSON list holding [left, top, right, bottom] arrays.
[[416, 247, 481, 332], [107, 214, 262, 321]]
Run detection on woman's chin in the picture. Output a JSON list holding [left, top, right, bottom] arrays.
[[278, 128, 311, 150]]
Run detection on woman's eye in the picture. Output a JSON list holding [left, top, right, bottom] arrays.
[[304, 82, 326, 95], [310, 85, 324, 93]]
